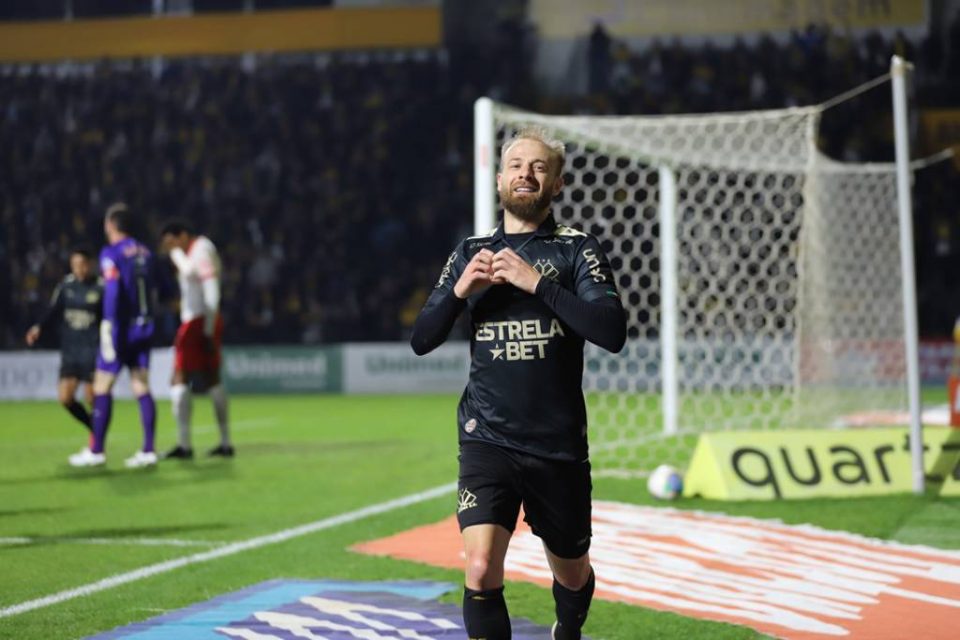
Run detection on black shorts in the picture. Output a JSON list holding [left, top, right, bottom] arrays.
[[457, 441, 592, 559], [60, 360, 94, 382]]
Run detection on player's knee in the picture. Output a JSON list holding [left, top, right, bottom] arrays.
[[553, 560, 592, 591], [93, 371, 114, 395], [464, 552, 500, 588], [188, 372, 212, 393], [130, 375, 150, 396], [58, 392, 73, 406]]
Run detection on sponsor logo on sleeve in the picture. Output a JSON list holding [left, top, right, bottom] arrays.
[[101, 257, 119, 281], [435, 252, 457, 288], [581, 248, 606, 283]]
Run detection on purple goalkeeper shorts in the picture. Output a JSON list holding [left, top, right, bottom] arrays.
[[97, 339, 151, 375]]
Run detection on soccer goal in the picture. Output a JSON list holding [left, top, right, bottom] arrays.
[[474, 58, 924, 486]]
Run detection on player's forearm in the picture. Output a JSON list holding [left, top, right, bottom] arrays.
[[101, 280, 120, 324], [36, 308, 58, 334], [37, 288, 63, 332], [169, 247, 196, 275], [99, 278, 122, 359], [535, 278, 627, 353], [201, 279, 221, 335], [410, 291, 466, 356], [99, 319, 118, 362]]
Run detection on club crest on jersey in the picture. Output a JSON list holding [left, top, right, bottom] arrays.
[[533, 259, 560, 280], [475, 319, 565, 362]]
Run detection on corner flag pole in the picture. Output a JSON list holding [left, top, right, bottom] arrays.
[[890, 55, 924, 494]]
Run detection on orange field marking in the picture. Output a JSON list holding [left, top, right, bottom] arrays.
[[352, 501, 960, 639]]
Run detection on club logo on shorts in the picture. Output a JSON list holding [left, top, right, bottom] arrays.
[[464, 418, 477, 433], [458, 488, 478, 513]]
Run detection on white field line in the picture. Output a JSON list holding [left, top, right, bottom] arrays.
[[33, 418, 276, 446], [0, 537, 224, 548], [0, 481, 457, 619], [193, 418, 277, 436]]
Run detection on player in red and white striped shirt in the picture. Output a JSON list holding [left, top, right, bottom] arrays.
[[160, 220, 233, 459]]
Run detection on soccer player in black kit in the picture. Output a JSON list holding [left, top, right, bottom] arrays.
[[25, 247, 103, 440], [411, 127, 626, 640]]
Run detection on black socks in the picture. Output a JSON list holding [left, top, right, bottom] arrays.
[[462, 571, 594, 640], [463, 585, 511, 640], [65, 401, 92, 430], [552, 569, 595, 640]]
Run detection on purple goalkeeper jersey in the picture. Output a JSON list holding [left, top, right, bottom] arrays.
[[97, 236, 156, 371]]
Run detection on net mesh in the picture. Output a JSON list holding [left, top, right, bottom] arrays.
[[487, 103, 907, 477]]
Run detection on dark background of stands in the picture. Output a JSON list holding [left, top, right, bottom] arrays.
[[1, 1, 958, 348], [0, 1, 333, 21]]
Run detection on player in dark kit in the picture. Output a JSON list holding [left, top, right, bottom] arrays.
[[411, 127, 626, 640], [69, 203, 160, 469], [25, 247, 102, 441]]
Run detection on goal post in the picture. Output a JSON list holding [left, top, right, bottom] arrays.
[[474, 59, 923, 487]]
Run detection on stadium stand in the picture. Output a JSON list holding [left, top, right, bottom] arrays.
[[1, 11, 958, 349]]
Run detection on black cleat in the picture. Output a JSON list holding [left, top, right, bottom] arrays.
[[162, 445, 194, 460], [552, 621, 581, 640], [207, 444, 235, 458]]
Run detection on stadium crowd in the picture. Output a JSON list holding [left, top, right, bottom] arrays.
[[0, 52, 474, 347], [2, 20, 958, 348]]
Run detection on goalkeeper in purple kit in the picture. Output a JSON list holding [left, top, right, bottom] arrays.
[[69, 203, 160, 469]]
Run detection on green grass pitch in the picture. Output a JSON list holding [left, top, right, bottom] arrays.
[[1, 390, 958, 639]]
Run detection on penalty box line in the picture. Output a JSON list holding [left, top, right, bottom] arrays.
[[0, 482, 457, 620]]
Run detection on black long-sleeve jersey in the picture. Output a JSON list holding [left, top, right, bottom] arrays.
[[36, 274, 102, 365], [411, 214, 626, 462]]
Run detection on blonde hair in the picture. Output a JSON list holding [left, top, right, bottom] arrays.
[[500, 125, 566, 174]]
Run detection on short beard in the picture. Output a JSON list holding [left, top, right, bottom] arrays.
[[499, 187, 553, 222]]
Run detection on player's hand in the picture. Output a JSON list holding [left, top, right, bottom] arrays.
[[453, 249, 496, 299], [492, 248, 541, 294], [25, 325, 40, 346]]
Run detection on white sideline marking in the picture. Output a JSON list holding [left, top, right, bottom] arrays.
[[194, 418, 277, 436], [0, 482, 457, 619], [0, 537, 224, 548], [36, 418, 275, 446]]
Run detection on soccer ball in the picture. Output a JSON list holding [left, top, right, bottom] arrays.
[[647, 464, 684, 500]]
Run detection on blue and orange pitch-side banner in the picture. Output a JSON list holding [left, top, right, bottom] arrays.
[[355, 501, 960, 640], [88, 579, 573, 639]]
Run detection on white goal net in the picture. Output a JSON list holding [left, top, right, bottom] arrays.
[[475, 93, 912, 478]]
